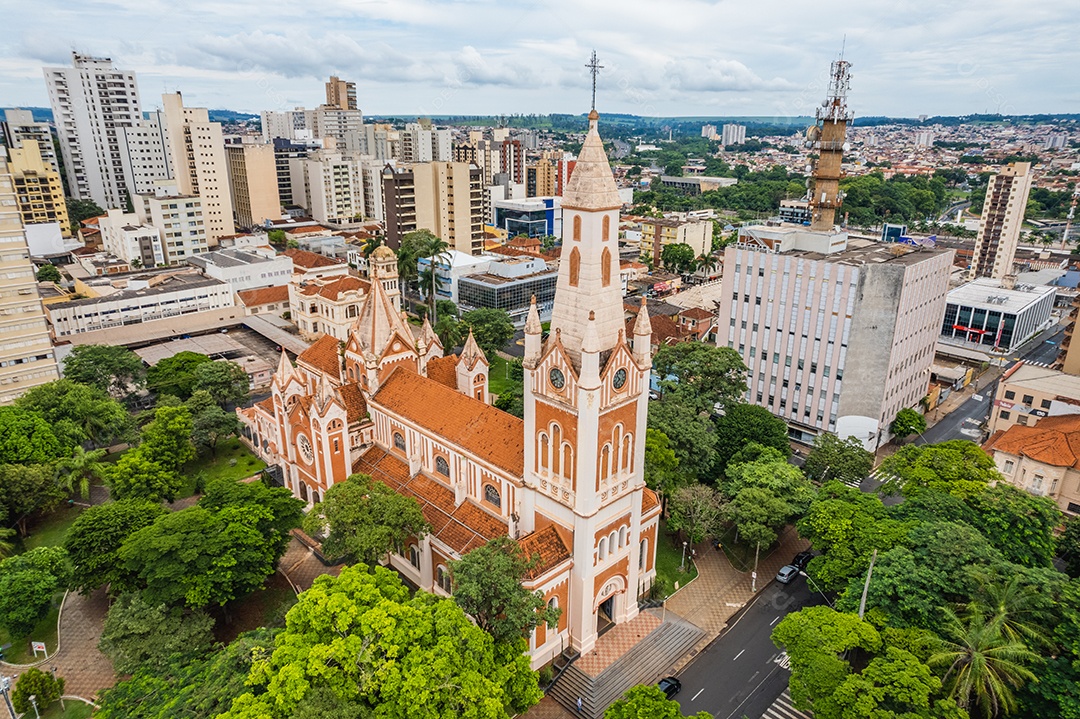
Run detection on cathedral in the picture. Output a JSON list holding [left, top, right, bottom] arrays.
[[238, 111, 660, 665]]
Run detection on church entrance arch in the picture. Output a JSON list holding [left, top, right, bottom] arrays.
[[594, 575, 626, 636]]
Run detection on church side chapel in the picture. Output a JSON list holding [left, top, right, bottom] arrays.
[[238, 110, 660, 664]]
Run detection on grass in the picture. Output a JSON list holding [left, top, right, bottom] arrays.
[[0, 592, 62, 665], [39, 700, 93, 719], [718, 524, 780, 574], [652, 522, 698, 599], [22, 504, 84, 552], [488, 355, 523, 398], [179, 437, 267, 498]]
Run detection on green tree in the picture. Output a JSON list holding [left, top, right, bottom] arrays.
[[218, 565, 542, 719], [928, 608, 1039, 719], [198, 476, 303, 562], [11, 667, 64, 715], [804, 434, 873, 486], [119, 504, 279, 608], [647, 400, 716, 482], [99, 592, 215, 674], [965, 483, 1060, 568], [644, 428, 683, 511], [434, 313, 465, 350], [139, 404, 196, 471], [417, 233, 450, 321], [605, 685, 713, 719], [652, 343, 747, 415], [879, 440, 1000, 499], [146, 351, 213, 399], [961, 573, 1054, 650], [62, 344, 146, 398], [660, 242, 697, 274], [303, 473, 428, 564], [36, 263, 61, 283], [192, 360, 250, 407], [267, 229, 287, 246], [0, 463, 64, 535], [891, 407, 927, 440], [67, 198, 105, 227], [54, 445, 107, 499], [713, 403, 790, 473], [107, 451, 183, 502], [64, 499, 166, 593], [0, 406, 62, 464], [493, 385, 524, 418], [0, 546, 70, 637], [821, 646, 965, 719], [667, 484, 725, 544], [449, 535, 561, 645], [188, 394, 240, 457], [16, 378, 133, 450], [397, 229, 437, 293], [1059, 514, 1080, 578], [724, 486, 793, 572], [461, 308, 516, 358]]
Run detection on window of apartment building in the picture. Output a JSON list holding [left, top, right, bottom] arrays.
[[999, 410, 1011, 420], [811, 362, 818, 373], [773, 353, 781, 364], [1022, 394, 1034, 406], [1003, 460, 1014, 474], [1052, 478, 1059, 494], [836, 369, 843, 380], [761, 351, 768, 360], [768, 395, 775, 405], [752, 323, 758, 332], [756, 393, 763, 402], [1041, 399, 1052, 409], [740, 320, 747, 329], [758, 268, 765, 277], [1017, 416, 1028, 426], [1004, 390, 1015, 400], [755, 297, 762, 305], [797, 360, 804, 370]]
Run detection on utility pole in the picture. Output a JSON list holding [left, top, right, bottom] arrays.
[[858, 549, 878, 619]]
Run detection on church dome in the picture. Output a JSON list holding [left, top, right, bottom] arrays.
[[371, 245, 396, 261]]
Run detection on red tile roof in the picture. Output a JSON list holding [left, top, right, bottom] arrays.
[[642, 487, 660, 514], [519, 524, 573, 579], [985, 414, 1080, 469], [372, 368, 524, 476], [679, 307, 714, 321], [296, 333, 341, 378], [297, 275, 370, 300], [237, 284, 290, 307], [426, 355, 459, 389], [353, 447, 507, 555], [339, 383, 368, 423], [284, 248, 345, 269]]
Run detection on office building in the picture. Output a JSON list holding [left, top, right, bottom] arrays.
[[640, 217, 711, 266], [2, 110, 59, 176], [658, 176, 737, 195], [162, 93, 235, 243], [325, 76, 357, 111], [43, 53, 143, 208], [457, 256, 558, 326], [225, 141, 281, 229], [188, 246, 293, 292], [717, 231, 953, 448], [0, 157, 60, 403], [492, 197, 562, 239], [7, 141, 71, 238], [940, 277, 1055, 355], [721, 124, 746, 147], [969, 162, 1034, 280], [383, 162, 484, 255]]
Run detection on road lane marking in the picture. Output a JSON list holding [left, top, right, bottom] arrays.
[[692, 688, 704, 701], [733, 649, 745, 660], [770, 615, 780, 626]]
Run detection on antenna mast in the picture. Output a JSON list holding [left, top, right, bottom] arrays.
[[586, 50, 604, 112]]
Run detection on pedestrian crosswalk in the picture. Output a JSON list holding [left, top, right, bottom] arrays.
[[760, 689, 812, 719], [1025, 360, 1053, 368], [861, 467, 898, 491]]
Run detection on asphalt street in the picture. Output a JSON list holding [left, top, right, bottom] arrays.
[[673, 576, 824, 719]]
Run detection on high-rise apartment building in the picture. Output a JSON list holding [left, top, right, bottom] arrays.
[[7, 141, 71, 238], [161, 92, 235, 243], [271, 138, 321, 206], [701, 124, 718, 141], [260, 109, 313, 142], [2, 110, 60, 176], [289, 147, 367, 225], [43, 53, 142, 209], [383, 162, 484, 254], [118, 109, 173, 196], [401, 123, 452, 163], [526, 159, 556, 197], [716, 229, 953, 449], [325, 76, 357, 111], [312, 107, 364, 142], [0, 157, 60, 403], [721, 124, 746, 147], [136, 185, 208, 264], [969, 162, 1033, 280], [225, 141, 280, 229]]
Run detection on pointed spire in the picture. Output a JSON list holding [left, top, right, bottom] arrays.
[[525, 294, 542, 335], [274, 348, 291, 386], [561, 112, 622, 211], [633, 297, 652, 336], [582, 310, 601, 354], [460, 327, 486, 370], [419, 314, 438, 348]]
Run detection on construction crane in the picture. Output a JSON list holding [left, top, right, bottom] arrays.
[[1061, 185, 1079, 250]]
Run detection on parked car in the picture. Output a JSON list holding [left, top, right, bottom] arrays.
[[792, 551, 814, 571], [775, 565, 799, 584], [658, 676, 682, 699]]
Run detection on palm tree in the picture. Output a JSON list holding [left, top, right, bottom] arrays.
[[362, 234, 384, 257], [55, 446, 108, 499], [420, 235, 450, 322], [960, 573, 1052, 649], [928, 607, 1039, 718]]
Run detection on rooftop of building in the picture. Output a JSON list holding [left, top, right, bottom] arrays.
[[985, 413, 1080, 469], [999, 361, 1080, 398], [947, 277, 1057, 313], [297, 275, 371, 299], [236, 285, 290, 307], [188, 248, 281, 270], [459, 266, 557, 286], [284, 247, 346, 269], [52, 274, 229, 308]]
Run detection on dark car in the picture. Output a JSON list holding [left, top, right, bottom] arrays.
[[775, 565, 799, 584], [658, 676, 682, 699], [792, 551, 814, 571]]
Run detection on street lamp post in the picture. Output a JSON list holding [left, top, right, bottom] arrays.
[[29, 694, 40, 719], [799, 570, 834, 608], [0, 676, 15, 719], [679, 541, 687, 572]]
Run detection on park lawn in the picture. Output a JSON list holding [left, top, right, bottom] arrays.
[[23, 504, 84, 551], [40, 700, 93, 719], [652, 523, 698, 599], [178, 437, 267, 498], [0, 591, 62, 665], [488, 355, 522, 397]]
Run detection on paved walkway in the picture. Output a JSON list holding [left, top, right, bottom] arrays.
[[279, 536, 342, 591], [665, 526, 808, 672], [0, 587, 115, 702], [575, 611, 661, 677]]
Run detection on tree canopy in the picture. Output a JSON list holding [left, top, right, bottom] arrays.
[[460, 308, 516, 358], [62, 344, 146, 398], [652, 343, 747, 416], [605, 685, 713, 719], [713, 404, 790, 474], [16, 378, 133, 450], [879, 440, 1000, 499], [64, 499, 166, 593], [192, 360, 250, 407], [803, 433, 873, 486], [0, 406, 62, 465], [646, 400, 716, 482], [660, 242, 697, 274], [891, 407, 928, 440], [99, 592, 215, 674], [146, 351, 213, 399]]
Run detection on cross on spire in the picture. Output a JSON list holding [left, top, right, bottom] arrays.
[[586, 50, 603, 111]]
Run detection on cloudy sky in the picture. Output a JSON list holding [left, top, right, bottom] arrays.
[[4, 0, 1078, 118]]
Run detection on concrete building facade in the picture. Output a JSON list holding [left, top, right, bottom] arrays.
[[325, 76, 357, 111], [136, 187, 209, 264], [988, 361, 1080, 435], [721, 124, 746, 147], [117, 109, 173, 197], [383, 162, 485, 255], [188, 247, 293, 292], [7, 141, 71, 238], [969, 162, 1034, 280], [986, 414, 1080, 516], [289, 148, 367, 225], [640, 217, 711, 266], [225, 141, 281, 229], [940, 277, 1055, 355], [2, 109, 60, 175]]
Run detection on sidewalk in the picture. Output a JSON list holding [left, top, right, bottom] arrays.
[[665, 526, 808, 672]]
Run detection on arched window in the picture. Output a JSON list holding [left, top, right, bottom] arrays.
[[601, 247, 612, 287], [409, 544, 421, 569], [602, 215, 611, 241], [548, 596, 559, 611], [598, 537, 608, 560], [613, 426, 624, 474], [639, 538, 649, 570], [393, 432, 406, 451], [618, 526, 628, 548], [552, 425, 562, 475], [573, 215, 581, 241], [622, 433, 633, 472], [346, 304, 357, 319], [436, 565, 452, 593], [484, 484, 501, 508], [562, 444, 573, 481], [435, 456, 450, 476], [474, 374, 485, 384], [600, 444, 611, 481], [569, 247, 580, 287], [347, 366, 354, 380], [309, 303, 317, 314], [609, 532, 618, 553], [539, 433, 550, 471]]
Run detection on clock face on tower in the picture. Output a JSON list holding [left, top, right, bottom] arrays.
[[549, 368, 566, 389], [612, 368, 627, 390], [297, 434, 314, 464]]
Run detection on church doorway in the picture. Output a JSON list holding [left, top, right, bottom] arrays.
[[597, 596, 615, 636]]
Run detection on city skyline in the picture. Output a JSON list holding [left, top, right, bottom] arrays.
[[3, 0, 1078, 117]]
